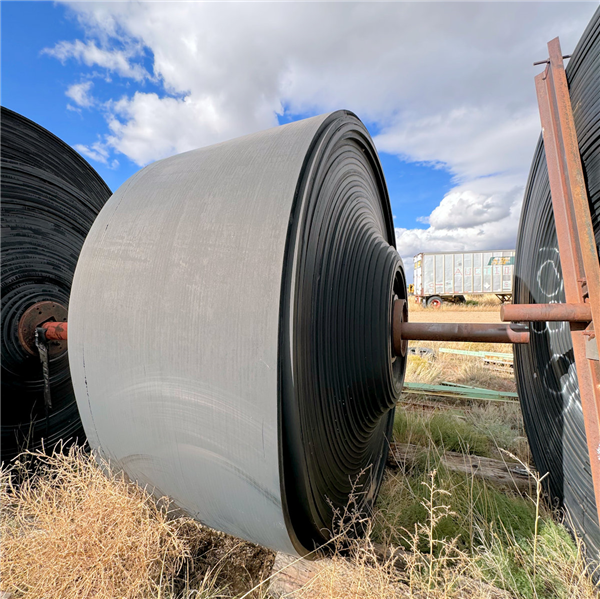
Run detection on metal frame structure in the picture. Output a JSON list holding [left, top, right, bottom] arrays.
[[528, 37, 600, 516]]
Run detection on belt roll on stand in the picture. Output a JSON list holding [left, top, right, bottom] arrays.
[[68, 111, 407, 555], [513, 11, 600, 557], [1, 107, 111, 462]]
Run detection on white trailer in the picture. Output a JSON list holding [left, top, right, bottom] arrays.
[[413, 249, 515, 307]]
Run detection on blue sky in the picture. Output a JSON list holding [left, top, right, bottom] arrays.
[[1, 2, 454, 224], [2, 2, 596, 279]]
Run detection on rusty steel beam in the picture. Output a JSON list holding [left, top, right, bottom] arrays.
[[40, 321, 68, 341], [393, 319, 530, 353], [535, 38, 600, 519], [501, 302, 592, 323]]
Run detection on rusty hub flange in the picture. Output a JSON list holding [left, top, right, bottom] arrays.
[[17, 301, 68, 357]]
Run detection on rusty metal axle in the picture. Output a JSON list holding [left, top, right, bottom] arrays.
[[39, 321, 68, 341], [501, 302, 592, 322], [393, 319, 530, 355], [30, 302, 594, 350]]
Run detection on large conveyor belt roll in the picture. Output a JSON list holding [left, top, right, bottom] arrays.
[[514, 8, 600, 557], [68, 111, 407, 555], [1, 107, 111, 462]]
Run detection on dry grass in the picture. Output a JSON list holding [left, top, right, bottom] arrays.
[[279, 466, 598, 599], [0, 335, 591, 599], [405, 341, 515, 394], [290, 553, 406, 598], [1, 445, 597, 599], [0, 447, 273, 599], [409, 294, 502, 312]]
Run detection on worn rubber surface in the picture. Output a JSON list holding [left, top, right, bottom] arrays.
[[69, 111, 405, 554], [514, 8, 600, 558], [1, 107, 111, 462]]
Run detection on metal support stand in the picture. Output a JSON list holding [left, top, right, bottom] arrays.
[[34, 327, 52, 434], [532, 37, 600, 519]]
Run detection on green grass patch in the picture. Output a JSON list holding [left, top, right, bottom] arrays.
[[394, 409, 492, 456], [373, 458, 536, 554], [476, 519, 593, 599]]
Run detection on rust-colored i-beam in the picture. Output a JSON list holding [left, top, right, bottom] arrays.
[[535, 38, 600, 518]]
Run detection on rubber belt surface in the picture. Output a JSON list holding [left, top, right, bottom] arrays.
[[514, 8, 600, 558], [1, 106, 111, 462], [69, 110, 406, 555]]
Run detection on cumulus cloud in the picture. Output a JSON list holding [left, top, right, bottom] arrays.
[[104, 90, 280, 166], [74, 141, 109, 164], [44, 39, 148, 81], [394, 175, 526, 280], [48, 1, 596, 277], [66, 80, 94, 108], [427, 188, 516, 230]]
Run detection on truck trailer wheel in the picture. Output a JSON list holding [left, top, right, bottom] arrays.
[[426, 296, 443, 308]]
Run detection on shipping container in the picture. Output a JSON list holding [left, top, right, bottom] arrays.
[[413, 249, 515, 307]]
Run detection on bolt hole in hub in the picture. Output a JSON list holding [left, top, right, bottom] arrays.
[[17, 301, 68, 357]]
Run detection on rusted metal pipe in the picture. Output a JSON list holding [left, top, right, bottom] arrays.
[[501, 302, 592, 322], [40, 321, 68, 341], [393, 320, 529, 354]]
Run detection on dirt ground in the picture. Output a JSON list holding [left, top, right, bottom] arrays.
[[408, 307, 502, 323]]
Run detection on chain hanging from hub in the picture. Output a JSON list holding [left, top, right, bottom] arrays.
[[34, 327, 53, 433]]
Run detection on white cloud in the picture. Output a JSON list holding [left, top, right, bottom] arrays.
[[428, 188, 515, 230], [50, 1, 596, 277], [74, 141, 109, 164], [44, 39, 148, 81], [66, 80, 94, 107], [103, 89, 280, 166]]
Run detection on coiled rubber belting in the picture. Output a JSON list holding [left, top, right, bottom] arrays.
[[514, 7, 600, 557], [1, 107, 111, 462], [68, 110, 406, 555], [280, 115, 406, 551]]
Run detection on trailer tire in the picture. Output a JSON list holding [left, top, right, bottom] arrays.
[[426, 296, 442, 308]]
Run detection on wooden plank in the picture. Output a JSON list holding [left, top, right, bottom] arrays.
[[439, 347, 513, 360], [387, 442, 534, 493]]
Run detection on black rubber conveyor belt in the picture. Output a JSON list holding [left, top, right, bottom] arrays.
[[514, 7, 600, 557], [68, 110, 407, 555], [1, 107, 111, 461], [280, 114, 406, 551]]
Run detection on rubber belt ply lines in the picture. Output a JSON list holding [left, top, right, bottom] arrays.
[[514, 8, 600, 558], [68, 111, 407, 555], [0, 107, 111, 462]]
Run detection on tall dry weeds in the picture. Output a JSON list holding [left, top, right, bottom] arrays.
[[1, 445, 597, 599], [1, 447, 190, 598], [0, 447, 273, 599]]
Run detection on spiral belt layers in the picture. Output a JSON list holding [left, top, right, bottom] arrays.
[[1, 107, 111, 461], [514, 8, 600, 556], [69, 111, 406, 554], [281, 114, 404, 551]]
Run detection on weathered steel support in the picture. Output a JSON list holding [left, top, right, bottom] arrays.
[[534, 38, 600, 519]]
